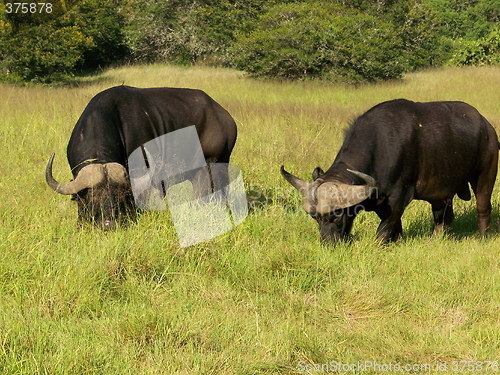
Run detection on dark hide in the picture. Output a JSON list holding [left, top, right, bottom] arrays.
[[49, 85, 237, 229], [283, 99, 499, 243]]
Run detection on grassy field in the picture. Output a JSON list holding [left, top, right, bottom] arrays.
[[1, 65, 499, 374]]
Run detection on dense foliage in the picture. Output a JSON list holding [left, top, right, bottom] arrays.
[[0, 0, 498, 83], [1, 0, 127, 83], [231, 2, 410, 82]]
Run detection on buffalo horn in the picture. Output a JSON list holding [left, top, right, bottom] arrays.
[[315, 169, 377, 214], [104, 163, 128, 184], [347, 169, 377, 187], [280, 165, 311, 195], [46, 153, 105, 195], [281, 165, 324, 213]]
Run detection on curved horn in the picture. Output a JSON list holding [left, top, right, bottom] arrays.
[[46, 153, 62, 192], [315, 169, 377, 214], [46, 153, 105, 195], [280, 165, 312, 195], [347, 169, 376, 188], [281, 165, 324, 213]]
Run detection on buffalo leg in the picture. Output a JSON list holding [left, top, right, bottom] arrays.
[[213, 149, 232, 201], [376, 217, 403, 242], [471, 164, 497, 237], [191, 163, 231, 203], [473, 188, 493, 237], [374, 187, 414, 242], [375, 204, 404, 242], [431, 199, 454, 234], [342, 212, 357, 240], [191, 148, 232, 202], [191, 166, 213, 199]]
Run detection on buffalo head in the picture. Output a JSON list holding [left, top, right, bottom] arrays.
[[46, 154, 136, 230], [280, 166, 377, 243]]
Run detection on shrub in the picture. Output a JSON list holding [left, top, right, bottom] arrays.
[[124, 0, 198, 64], [449, 28, 500, 66], [230, 2, 407, 83], [394, 1, 445, 69], [124, 0, 269, 66], [68, 0, 128, 70], [1, 0, 127, 83], [6, 23, 94, 83]]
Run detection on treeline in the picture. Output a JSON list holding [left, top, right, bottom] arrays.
[[0, 0, 498, 83]]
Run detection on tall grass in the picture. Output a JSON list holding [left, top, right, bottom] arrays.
[[1, 65, 499, 374]]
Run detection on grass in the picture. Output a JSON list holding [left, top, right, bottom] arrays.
[[1, 65, 500, 374]]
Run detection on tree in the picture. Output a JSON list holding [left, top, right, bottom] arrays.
[[450, 28, 500, 66], [231, 2, 408, 82], [124, 0, 271, 65], [67, 0, 128, 70], [1, 0, 127, 83], [5, 22, 94, 83], [1, 0, 498, 83], [423, 0, 500, 66], [392, 1, 444, 68], [124, 0, 197, 64]]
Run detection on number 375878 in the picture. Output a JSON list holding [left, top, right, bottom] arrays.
[[5, 3, 53, 14]]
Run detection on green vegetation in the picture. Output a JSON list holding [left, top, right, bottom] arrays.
[[0, 0, 127, 83], [1, 64, 499, 373], [1, 0, 499, 83], [231, 2, 408, 82]]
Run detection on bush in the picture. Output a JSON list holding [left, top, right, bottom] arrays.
[[449, 28, 500, 66], [393, 1, 445, 69], [68, 0, 128, 70], [124, 0, 198, 64], [124, 0, 269, 66], [231, 2, 407, 83], [5, 23, 94, 83], [1, 0, 127, 83]]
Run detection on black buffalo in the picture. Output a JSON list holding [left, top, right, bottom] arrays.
[[46, 85, 237, 230], [281, 99, 498, 243]]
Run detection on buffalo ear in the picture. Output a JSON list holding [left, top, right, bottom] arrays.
[[312, 167, 324, 180]]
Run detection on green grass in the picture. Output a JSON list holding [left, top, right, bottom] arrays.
[[1, 65, 500, 374]]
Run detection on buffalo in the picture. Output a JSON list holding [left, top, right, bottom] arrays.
[[46, 85, 237, 230], [281, 99, 498, 243]]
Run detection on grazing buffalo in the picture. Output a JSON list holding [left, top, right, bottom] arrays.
[[281, 99, 498, 243], [46, 85, 237, 230]]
